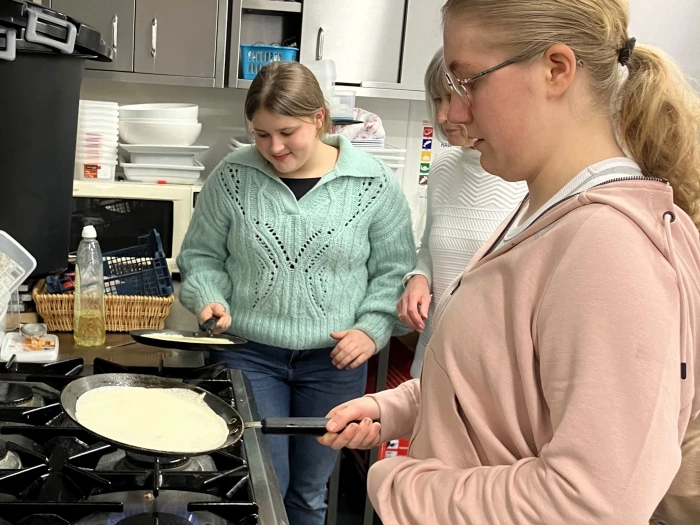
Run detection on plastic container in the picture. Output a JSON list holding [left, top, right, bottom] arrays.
[[73, 225, 106, 346], [1, 332, 58, 363], [75, 146, 118, 157], [46, 230, 174, 297], [120, 160, 205, 184], [305, 59, 336, 103], [74, 160, 117, 181], [81, 100, 119, 110], [240, 44, 298, 80], [331, 90, 356, 119], [0, 231, 37, 301]]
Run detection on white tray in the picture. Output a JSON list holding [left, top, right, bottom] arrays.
[[120, 144, 209, 167], [1, 332, 59, 363], [119, 143, 209, 154], [120, 160, 206, 184]]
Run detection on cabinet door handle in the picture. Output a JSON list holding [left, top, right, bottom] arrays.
[[316, 27, 324, 60], [151, 18, 158, 58], [111, 14, 118, 50]]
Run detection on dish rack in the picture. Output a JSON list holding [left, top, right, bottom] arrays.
[[240, 44, 298, 80]]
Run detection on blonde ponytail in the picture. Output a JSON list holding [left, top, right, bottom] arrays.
[[617, 45, 700, 227]]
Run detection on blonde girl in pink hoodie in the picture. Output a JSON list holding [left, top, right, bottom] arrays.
[[318, 1, 700, 524]]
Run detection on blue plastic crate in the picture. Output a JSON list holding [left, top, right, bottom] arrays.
[[46, 230, 174, 297], [240, 44, 299, 80]]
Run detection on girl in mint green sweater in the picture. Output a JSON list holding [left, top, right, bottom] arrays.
[[176, 61, 415, 525]]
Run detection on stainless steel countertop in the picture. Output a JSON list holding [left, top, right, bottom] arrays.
[[56, 333, 206, 368]]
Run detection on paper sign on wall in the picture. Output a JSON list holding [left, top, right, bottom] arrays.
[[418, 120, 435, 188]]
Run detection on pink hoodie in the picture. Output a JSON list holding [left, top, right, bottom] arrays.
[[367, 179, 700, 525]]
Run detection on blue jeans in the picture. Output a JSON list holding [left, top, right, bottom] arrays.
[[210, 341, 368, 525]]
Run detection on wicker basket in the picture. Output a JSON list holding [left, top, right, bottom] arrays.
[[32, 280, 174, 332]]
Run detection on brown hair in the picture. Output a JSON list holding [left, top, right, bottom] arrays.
[[443, 0, 700, 227], [244, 61, 332, 135]]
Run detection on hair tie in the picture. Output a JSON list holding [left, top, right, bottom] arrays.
[[618, 37, 636, 66]]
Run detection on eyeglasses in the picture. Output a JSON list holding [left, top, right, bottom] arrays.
[[445, 53, 585, 107], [444, 57, 521, 106]]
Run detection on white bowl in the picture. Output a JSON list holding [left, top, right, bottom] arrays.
[[119, 117, 199, 125], [119, 103, 199, 121], [119, 121, 202, 146]]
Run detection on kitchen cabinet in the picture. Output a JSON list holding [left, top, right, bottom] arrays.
[[299, 0, 406, 85], [51, 0, 228, 87], [52, 0, 135, 72], [134, 0, 219, 78], [399, 0, 443, 89]]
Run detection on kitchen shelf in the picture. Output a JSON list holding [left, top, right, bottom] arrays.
[[242, 0, 302, 13], [236, 78, 425, 101]]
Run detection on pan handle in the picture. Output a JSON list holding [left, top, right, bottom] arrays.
[[258, 417, 371, 436]]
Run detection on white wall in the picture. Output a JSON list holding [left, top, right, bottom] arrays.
[[630, 0, 700, 81]]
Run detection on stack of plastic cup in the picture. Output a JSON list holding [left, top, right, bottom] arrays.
[[74, 100, 119, 182]]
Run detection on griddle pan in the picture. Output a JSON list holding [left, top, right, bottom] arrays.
[[60, 373, 336, 458], [129, 317, 248, 351]]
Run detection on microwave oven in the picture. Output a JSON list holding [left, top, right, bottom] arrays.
[[71, 180, 201, 274]]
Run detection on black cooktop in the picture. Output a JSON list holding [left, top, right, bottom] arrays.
[[0, 357, 287, 525]]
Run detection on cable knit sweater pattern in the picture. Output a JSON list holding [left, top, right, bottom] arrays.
[[177, 134, 416, 351]]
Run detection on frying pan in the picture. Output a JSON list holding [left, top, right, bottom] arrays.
[[128, 317, 248, 352], [60, 373, 335, 458]]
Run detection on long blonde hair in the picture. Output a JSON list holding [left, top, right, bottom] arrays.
[[443, 0, 700, 227], [245, 61, 332, 135]]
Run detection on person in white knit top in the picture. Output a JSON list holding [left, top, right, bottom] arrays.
[[397, 49, 528, 378]]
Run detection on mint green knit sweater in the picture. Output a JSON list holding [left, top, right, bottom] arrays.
[[177, 135, 416, 351]]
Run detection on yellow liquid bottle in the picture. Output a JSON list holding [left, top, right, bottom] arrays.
[[73, 225, 106, 347]]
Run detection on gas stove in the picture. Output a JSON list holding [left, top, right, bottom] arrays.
[[0, 357, 288, 525]]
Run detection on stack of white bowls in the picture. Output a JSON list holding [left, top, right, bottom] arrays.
[[75, 100, 119, 182], [118, 104, 202, 146], [118, 103, 206, 185]]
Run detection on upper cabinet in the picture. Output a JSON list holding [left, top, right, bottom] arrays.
[[299, 0, 406, 85], [399, 0, 443, 89], [50, 0, 229, 87], [134, 0, 219, 78], [49, 0, 443, 98], [51, 0, 135, 72]]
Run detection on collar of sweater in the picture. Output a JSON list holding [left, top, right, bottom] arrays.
[[229, 134, 382, 182]]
